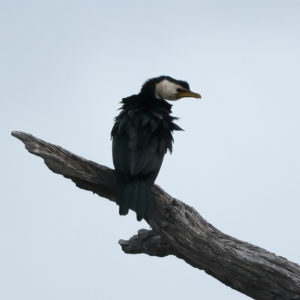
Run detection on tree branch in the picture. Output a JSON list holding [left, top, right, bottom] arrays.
[[12, 131, 300, 299]]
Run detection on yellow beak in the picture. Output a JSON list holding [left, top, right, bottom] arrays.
[[175, 91, 201, 99]]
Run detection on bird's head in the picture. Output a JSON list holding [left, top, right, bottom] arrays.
[[140, 76, 201, 101]]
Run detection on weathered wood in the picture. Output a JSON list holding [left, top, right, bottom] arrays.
[[12, 131, 300, 300]]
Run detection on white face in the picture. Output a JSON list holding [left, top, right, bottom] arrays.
[[155, 79, 183, 100]]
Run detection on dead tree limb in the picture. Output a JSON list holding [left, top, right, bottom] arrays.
[[12, 131, 300, 300]]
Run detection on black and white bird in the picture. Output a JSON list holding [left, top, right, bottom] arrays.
[[111, 76, 201, 221]]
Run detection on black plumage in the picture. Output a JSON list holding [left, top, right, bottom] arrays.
[[111, 76, 200, 221]]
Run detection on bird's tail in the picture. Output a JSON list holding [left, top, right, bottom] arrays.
[[116, 178, 151, 221]]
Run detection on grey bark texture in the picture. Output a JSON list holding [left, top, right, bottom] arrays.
[[12, 131, 300, 300]]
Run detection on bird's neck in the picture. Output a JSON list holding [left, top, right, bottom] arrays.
[[121, 94, 172, 114]]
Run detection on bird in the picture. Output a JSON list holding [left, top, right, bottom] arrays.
[[111, 76, 201, 221]]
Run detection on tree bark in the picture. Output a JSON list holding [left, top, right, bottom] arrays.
[[12, 131, 300, 300]]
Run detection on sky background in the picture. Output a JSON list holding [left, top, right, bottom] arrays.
[[1, 1, 300, 299]]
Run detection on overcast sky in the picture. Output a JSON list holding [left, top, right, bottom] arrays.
[[1, 1, 300, 299]]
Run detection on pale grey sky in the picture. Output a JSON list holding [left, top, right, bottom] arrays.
[[1, 1, 300, 299]]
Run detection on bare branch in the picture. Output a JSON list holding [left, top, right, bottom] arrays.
[[12, 131, 300, 299]]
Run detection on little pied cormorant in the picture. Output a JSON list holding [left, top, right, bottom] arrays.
[[111, 76, 201, 221]]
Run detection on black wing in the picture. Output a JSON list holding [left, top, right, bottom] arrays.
[[111, 108, 167, 184], [111, 97, 183, 220]]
